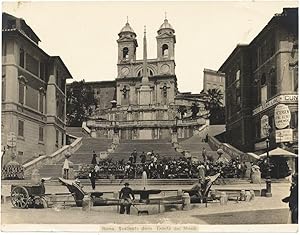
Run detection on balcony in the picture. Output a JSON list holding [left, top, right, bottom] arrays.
[[87, 118, 206, 129]]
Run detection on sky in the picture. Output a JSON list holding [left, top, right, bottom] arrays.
[[2, 1, 298, 93]]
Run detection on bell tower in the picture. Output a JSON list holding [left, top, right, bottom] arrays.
[[117, 19, 138, 78], [156, 16, 176, 61]]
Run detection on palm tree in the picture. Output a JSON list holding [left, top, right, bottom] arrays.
[[203, 88, 223, 111], [202, 89, 225, 124]]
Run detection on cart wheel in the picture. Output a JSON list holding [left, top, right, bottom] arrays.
[[11, 186, 29, 208]]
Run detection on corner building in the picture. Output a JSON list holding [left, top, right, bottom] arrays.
[[219, 8, 298, 153], [2, 13, 73, 163]]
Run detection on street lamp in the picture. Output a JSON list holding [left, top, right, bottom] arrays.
[[264, 124, 272, 197]]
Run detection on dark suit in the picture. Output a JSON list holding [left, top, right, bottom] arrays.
[[119, 186, 135, 214]]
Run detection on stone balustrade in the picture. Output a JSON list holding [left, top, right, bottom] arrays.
[[87, 118, 206, 129], [82, 121, 92, 135], [208, 135, 245, 159], [23, 137, 83, 176]]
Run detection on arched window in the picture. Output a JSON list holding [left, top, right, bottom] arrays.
[[123, 47, 129, 59], [162, 44, 168, 57], [137, 68, 154, 77]]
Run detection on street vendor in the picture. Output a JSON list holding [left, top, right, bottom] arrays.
[[119, 182, 135, 214]]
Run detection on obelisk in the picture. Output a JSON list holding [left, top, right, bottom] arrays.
[[139, 26, 152, 105]]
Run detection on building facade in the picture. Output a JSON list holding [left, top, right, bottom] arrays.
[[2, 13, 72, 163], [219, 8, 298, 153], [203, 68, 225, 105], [85, 19, 207, 140]]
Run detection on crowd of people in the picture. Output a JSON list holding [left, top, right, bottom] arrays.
[[78, 149, 252, 180]]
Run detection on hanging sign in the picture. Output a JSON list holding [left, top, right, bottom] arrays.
[[274, 104, 291, 129], [276, 129, 293, 143]]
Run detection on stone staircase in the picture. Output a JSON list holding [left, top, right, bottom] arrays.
[[179, 135, 230, 161], [39, 137, 113, 177], [108, 139, 183, 161], [66, 126, 89, 137]]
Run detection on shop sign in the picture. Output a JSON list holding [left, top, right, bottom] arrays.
[[275, 129, 293, 143], [253, 94, 298, 115], [260, 115, 269, 138], [274, 104, 291, 129]]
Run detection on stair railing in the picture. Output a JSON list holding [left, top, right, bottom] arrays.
[[208, 135, 245, 159], [23, 137, 83, 177]]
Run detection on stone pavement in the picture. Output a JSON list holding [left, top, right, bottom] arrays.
[[1, 182, 291, 225]]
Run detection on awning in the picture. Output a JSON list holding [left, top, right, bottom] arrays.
[[259, 147, 297, 158], [246, 152, 261, 159]]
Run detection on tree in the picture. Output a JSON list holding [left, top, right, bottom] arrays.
[[191, 102, 200, 119], [202, 88, 225, 124], [177, 105, 187, 119], [66, 80, 98, 127]]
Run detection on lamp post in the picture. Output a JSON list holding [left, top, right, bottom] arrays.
[[264, 124, 272, 197]]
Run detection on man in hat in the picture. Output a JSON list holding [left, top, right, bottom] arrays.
[[119, 182, 135, 214]]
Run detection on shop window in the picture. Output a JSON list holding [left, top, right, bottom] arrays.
[[18, 120, 24, 137]]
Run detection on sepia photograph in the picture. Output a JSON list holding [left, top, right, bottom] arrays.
[[1, 1, 298, 232]]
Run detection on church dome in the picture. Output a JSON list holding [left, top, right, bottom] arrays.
[[158, 19, 175, 32], [119, 22, 136, 35]]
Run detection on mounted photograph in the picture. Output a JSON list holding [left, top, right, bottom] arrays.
[[1, 1, 298, 233]]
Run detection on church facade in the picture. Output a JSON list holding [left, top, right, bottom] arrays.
[[84, 19, 207, 140]]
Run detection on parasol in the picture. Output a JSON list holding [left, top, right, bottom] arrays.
[[259, 147, 297, 158]]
